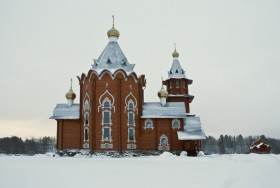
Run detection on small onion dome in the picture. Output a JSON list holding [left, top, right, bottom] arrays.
[[157, 85, 168, 98], [65, 87, 76, 100], [172, 49, 179, 58], [107, 26, 120, 38]]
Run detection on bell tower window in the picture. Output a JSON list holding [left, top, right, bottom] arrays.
[[176, 80, 180, 88]]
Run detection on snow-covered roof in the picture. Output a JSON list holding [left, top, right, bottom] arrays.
[[168, 59, 186, 79], [168, 94, 194, 98], [141, 102, 186, 118], [177, 116, 206, 140], [50, 104, 80, 120], [91, 41, 134, 74]]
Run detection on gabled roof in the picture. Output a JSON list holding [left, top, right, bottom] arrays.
[[50, 104, 80, 120], [168, 59, 186, 79], [91, 41, 134, 74], [141, 102, 186, 118]]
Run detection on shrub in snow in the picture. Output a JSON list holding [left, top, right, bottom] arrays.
[[197, 151, 205, 157], [159, 152, 177, 160], [180, 151, 188, 157]]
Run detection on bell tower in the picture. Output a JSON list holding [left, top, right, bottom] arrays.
[[163, 46, 194, 113]]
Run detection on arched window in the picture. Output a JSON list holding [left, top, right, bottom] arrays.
[[144, 119, 153, 129], [172, 119, 180, 129], [175, 69, 179, 73], [102, 99, 112, 141], [128, 102, 134, 110], [103, 99, 111, 108], [160, 135, 168, 146]]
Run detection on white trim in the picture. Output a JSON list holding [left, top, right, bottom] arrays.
[[127, 111, 135, 127], [172, 118, 180, 129], [101, 127, 112, 142], [84, 127, 89, 142], [98, 90, 115, 112], [84, 112, 89, 127], [144, 119, 154, 129], [128, 127, 136, 143], [98, 71, 115, 81], [102, 110, 112, 126], [124, 92, 138, 113], [101, 143, 113, 149], [83, 93, 91, 112], [114, 70, 126, 79], [158, 134, 170, 151]]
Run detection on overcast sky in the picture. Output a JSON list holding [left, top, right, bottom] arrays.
[[0, 0, 279, 139]]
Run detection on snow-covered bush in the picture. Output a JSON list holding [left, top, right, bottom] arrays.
[[180, 151, 188, 157], [197, 151, 205, 157], [159, 152, 177, 160]]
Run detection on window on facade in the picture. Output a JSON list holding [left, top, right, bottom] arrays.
[[170, 81, 173, 89], [128, 102, 134, 110], [103, 127, 110, 140], [172, 119, 180, 129], [103, 100, 110, 108], [145, 119, 153, 128], [128, 128, 134, 141], [160, 136, 168, 146], [103, 111, 111, 125], [176, 80, 180, 88], [84, 128, 89, 141], [85, 112, 89, 126], [128, 112, 134, 125]]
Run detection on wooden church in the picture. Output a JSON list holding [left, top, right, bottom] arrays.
[[50, 19, 206, 156]]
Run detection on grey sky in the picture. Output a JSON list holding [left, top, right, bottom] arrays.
[[0, 0, 279, 138]]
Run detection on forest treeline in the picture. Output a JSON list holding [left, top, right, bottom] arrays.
[[0, 135, 280, 155], [202, 135, 280, 154], [0, 136, 55, 155]]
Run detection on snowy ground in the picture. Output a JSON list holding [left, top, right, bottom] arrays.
[[0, 153, 279, 188]]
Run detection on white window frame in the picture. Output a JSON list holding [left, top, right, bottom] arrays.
[[102, 110, 111, 126], [102, 127, 112, 142], [84, 112, 89, 127], [127, 111, 135, 127], [84, 127, 89, 141], [103, 98, 111, 109], [144, 119, 154, 129], [159, 134, 169, 146], [128, 127, 135, 142], [172, 119, 180, 129]]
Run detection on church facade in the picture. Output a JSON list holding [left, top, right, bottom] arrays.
[[50, 22, 206, 156]]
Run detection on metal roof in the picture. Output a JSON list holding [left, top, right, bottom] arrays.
[[141, 102, 186, 118], [50, 104, 80, 120], [91, 41, 134, 74]]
